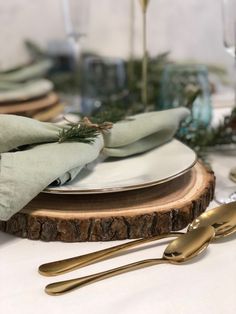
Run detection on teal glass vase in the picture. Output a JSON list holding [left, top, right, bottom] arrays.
[[158, 64, 212, 126]]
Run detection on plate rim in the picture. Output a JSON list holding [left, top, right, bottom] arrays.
[[44, 140, 197, 195]]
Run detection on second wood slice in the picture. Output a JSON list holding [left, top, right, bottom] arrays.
[[0, 92, 59, 114], [0, 162, 215, 242]]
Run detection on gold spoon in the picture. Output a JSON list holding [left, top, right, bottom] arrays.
[[39, 202, 236, 277], [188, 201, 236, 237], [45, 226, 215, 296]]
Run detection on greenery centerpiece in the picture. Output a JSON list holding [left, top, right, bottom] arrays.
[[24, 40, 236, 158]]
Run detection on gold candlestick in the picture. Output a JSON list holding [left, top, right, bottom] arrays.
[[139, 0, 150, 110]]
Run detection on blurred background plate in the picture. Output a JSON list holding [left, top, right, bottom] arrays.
[[0, 79, 53, 103]]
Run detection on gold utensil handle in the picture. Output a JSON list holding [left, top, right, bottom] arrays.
[[45, 258, 167, 296], [39, 232, 182, 276]]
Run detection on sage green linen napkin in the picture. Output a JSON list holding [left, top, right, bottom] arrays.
[[0, 59, 53, 83], [0, 79, 53, 103], [0, 107, 189, 221], [103, 109, 190, 157]]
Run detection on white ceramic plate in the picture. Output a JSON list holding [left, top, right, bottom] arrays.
[[45, 139, 197, 194]]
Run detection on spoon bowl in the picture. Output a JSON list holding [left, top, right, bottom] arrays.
[[45, 226, 215, 295], [188, 201, 236, 238], [164, 225, 214, 263]]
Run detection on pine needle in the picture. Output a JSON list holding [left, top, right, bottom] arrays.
[[58, 124, 100, 144], [58, 117, 113, 144]]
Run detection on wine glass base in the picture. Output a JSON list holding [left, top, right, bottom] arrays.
[[214, 187, 236, 204]]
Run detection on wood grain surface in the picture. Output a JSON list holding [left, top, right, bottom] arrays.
[[0, 162, 215, 242], [0, 92, 59, 114]]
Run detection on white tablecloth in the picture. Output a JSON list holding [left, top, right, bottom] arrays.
[[1, 106, 236, 314]]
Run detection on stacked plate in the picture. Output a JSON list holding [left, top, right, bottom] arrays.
[[0, 60, 64, 122]]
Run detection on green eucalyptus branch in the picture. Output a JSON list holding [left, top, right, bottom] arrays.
[[177, 106, 236, 153], [23, 40, 236, 154]]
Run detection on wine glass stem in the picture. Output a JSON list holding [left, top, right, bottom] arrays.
[[69, 37, 80, 68], [142, 11, 148, 110], [234, 22, 236, 107]]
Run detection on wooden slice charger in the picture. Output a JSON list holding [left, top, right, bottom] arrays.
[[0, 162, 215, 242], [0, 92, 59, 114]]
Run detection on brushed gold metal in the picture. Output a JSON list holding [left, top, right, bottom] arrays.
[[39, 233, 182, 276], [188, 201, 236, 238], [139, 0, 150, 13], [45, 226, 215, 296], [39, 202, 236, 277]]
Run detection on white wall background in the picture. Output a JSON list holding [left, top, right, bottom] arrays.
[[0, 0, 233, 73]]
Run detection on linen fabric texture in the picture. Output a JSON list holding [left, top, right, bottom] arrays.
[[0, 107, 190, 220]]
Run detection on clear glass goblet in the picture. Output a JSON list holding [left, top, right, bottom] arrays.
[[61, 0, 90, 111], [214, 0, 236, 203]]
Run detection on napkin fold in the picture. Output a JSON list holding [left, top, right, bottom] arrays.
[[0, 79, 53, 103], [0, 107, 189, 220], [0, 59, 53, 83]]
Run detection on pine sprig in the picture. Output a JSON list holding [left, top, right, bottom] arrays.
[[58, 124, 99, 144], [177, 106, 236, 152], [58, 118, 113, 144], [89, 102, 144, 124]]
